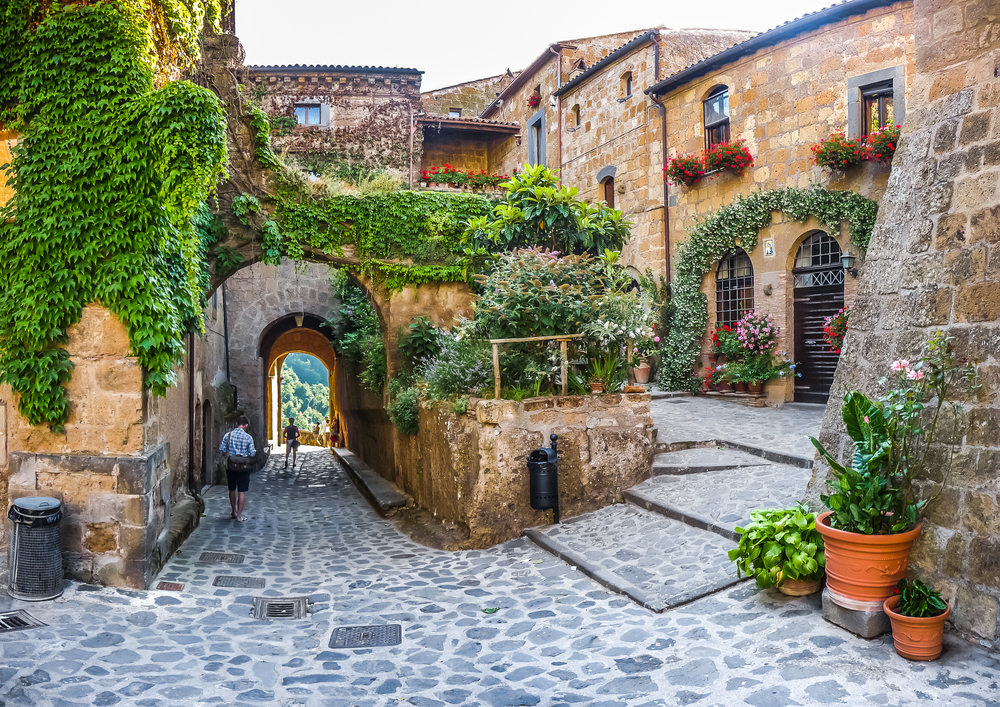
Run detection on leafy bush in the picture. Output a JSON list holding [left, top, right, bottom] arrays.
[[399, 316, 441, 368], [728, 505, 826, 588], [419, 333, 493, 400], [328, 271, 385, 393], [386, 385, 421, 435]]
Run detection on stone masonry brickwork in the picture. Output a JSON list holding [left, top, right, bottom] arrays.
[[421, 74, 510, 118], [392, 394, 654, 548], [810, 0, 1000, 649], [251, 66, 423, 179]]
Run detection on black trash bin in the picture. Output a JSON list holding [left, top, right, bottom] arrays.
[[8, 496, 64, 601], [527, 434, 559, 523]]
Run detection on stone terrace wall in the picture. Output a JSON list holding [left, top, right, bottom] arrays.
[[810, 0, 1000, 649], [392, 394, 654, 548]]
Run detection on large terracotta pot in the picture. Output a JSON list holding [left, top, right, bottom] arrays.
[[733, 381, 748, 393], [748, 381, 763, 394], [716, 381, 733, 393], [815, 511, 921, 606], [632, 362, 651, 384], [777, 576, 824, 596], [883, 594, 950, 661]]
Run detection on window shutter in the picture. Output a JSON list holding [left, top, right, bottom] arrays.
[[320, 103, 331, 127]]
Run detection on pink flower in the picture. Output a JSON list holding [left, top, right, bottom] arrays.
[[891, 360, 910, 372], [863, 415, 870, 423], [653, 336, 660, 343], [907, 369, 925, 381]]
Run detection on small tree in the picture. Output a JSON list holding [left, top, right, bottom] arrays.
[[464, 164, 630, 255]]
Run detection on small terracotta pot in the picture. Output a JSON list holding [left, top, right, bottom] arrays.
[[632, 363, 651, 384], [623, 385, 646, 394], [748, 381, 764, 394], [815, 511, 921, 604], [777, 577, 823, 596], [883, 594, 950, 661], [589, 381, 603, 393], [733, 381, 748, 393]]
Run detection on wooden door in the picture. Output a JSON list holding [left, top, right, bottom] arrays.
[[793, 232, 844, 404]]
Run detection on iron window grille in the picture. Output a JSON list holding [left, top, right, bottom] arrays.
[[716, 248, 753, 326], [793, 232, 845, 288]]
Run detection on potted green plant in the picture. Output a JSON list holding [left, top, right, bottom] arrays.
[[809, 333, 978, 606], [588, 352, 626, 394], [728, 504, 826, 595], [883, 578, 951, 661]]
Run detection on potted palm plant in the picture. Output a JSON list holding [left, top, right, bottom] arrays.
[[728, 504, 826, 595], [809, 333, 977, 607], [883, 578, 951, 661]]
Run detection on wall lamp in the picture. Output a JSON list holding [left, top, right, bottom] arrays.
[[841, 252, 858, 278]]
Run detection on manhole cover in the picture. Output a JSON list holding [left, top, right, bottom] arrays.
[[213, 575, 265, 589], [198, 552, 245, 564], [252, 596, 309, 619], [156, 581, 185, 591], [0, 610, 46, 634], [329, 624, 402, 649]]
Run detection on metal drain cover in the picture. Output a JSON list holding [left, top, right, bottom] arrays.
[[666, 399, 690, 404], [156, 581, 184, 591], [252, 596, 309, 619], [330, 624, 402, 649], [0, 610, 46, 633], [213, 575, 265, 589], [198, 552, 245, 564]]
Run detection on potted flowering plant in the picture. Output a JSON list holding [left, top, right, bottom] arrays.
[[809, 333, 978, 606], [630, 335, 660, 384], [866, 124, 901, 161], [883, 578, 951, 661], [728, 504, 826, 595], [823, 306, 850, 353], [703, 138, 754, 176], [811, 132, 866, 169], [527, 93, 541, 109], [712, 323, 743, 361], [664, 154, 705, 187]]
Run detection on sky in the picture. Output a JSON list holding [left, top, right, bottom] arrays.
[[235, 0, 841, 91]]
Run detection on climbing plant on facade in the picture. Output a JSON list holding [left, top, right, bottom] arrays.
[[657, 186, 878, 391], [0, 1, 227, 429]]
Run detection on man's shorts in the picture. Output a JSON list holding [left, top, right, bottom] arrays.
[[227, 468, 251, 492]]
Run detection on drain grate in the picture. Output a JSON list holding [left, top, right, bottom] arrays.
[[198, 551, 245, 564], [0, 610, 47, 634], [156, 581, 185, 591], [666, 399, 690, 404], [252, 596, 308, 619], [329, 624, 402, 649], [213, 575, 265, 589]]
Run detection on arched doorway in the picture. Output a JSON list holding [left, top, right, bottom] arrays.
[[792, 231, 844, 403]]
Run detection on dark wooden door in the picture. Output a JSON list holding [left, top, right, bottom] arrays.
[[793, 278, 844, 403]]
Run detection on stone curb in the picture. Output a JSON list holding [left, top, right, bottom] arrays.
[[717, 439, 813, 469], [330, 447, 408, 514], [624, 488, 740, 542]]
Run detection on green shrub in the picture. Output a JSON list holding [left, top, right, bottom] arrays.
[[386, 386, 420, 435], [420, 334, 493, 400], [399, 316, 441, 368]]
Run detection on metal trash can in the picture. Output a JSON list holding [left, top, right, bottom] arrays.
[[527, 434, 559, 523], [7, 496, 64, 601]]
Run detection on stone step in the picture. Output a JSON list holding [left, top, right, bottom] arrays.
[[332, 447, 409, 513], [651, 446, 771, 475], [652, 438, 812, 469], [523, 504, 742, 612], [625, 463, 814, 541]]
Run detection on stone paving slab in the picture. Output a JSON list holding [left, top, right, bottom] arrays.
[[627, 463, 814, 540], [651, 447, 774, 475], [650, 396, 824, 460], [2, 450, 999, 706], [524, 504, 742, 612]]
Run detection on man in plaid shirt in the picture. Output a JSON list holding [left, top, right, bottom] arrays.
[[219, 415, 256, 522]]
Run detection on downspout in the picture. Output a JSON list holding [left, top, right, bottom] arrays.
[[650, 34, 671, 281], [548, 45, 562, 177]]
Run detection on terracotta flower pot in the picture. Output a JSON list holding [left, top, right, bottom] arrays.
[[815, 511, 921, 607], [883, 594, 950, 661], [632, 362, 651, 384], [589, 381, 603, 393], [748, 381, 763, 394], [733, 381, 748, 393], [777, 577, 824, 596], [623, 385, 646, 394], [716, 381, 732, 393]]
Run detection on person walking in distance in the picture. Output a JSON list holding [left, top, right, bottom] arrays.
[[330, 415, 340, 448], [219, 415, 256, 522], [319, 417, 329, 447], [284, 416, 300, 468]]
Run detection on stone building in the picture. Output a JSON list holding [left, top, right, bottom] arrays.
[[811, 0, 1000, 651], [647, 0, 915, 403]]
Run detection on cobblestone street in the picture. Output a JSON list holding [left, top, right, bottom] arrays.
[[2, 435, 998, 706]]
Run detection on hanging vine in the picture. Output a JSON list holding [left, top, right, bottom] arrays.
[[657, 186, 878, 391], [0, 0, 227, 429]]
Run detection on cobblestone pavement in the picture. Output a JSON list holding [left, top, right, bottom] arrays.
[[629, 463, 814, 535], [650, 398, 824, 459], [3, 450, 999, 706]]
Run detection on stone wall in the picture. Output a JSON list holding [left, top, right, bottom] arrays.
[[810, 0, 1000, 649], [392, 394, 655, 548], [420, 128, 491, 173], [421, 74, 509, 118]]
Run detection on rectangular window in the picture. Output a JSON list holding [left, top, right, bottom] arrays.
[[861, 81, 894, 136], [294, 104, 322, 126], [704, 88, 730, 148], [527, 112, 545, 167], [448, 108, 462, 118], [847, 67, 905, 139]]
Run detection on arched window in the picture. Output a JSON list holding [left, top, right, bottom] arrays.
[[793, 232, 844, 287], [572, 104, 581, 127], [704, 85, 730, 148], [716, 248, 753, 326], [622, 72, 633, 98], [602, 177, 615, 209]]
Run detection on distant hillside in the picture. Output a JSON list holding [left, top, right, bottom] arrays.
[[281, 354, 330, 428]]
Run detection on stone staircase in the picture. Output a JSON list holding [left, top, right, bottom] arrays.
[[523, 442, 814, 612]]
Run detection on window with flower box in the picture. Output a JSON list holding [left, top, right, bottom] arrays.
[[716, 248, 753, 326], [848, 66, 905, 139], [704, 86, 730, 149]]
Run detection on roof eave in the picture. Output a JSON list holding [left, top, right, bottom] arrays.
[[480, 44, 568, 119], [553, 30, 658, 98], [645, 0, 899, 96]]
